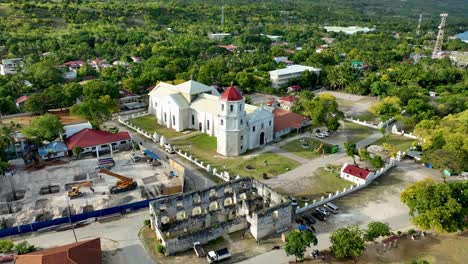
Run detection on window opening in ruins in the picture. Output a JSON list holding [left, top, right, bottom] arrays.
[[176, 200, 184, 209], [239, 193, 247, 200], [192, 206, 202, 216], [209, 201, 219, 211], [272, 210, 279, 219], [193, 193, 201, 204], [176, 211, 186, 221], [161, 216, 170, 224], [209, 189, 217, 199], [224, 186, 233, 195], [223, 197, 233, 206], [159, 203, 167, 212]]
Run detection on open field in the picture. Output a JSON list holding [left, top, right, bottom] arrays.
[[341, 121, 378, 142], [373, 134, 416, 151], [303, 232, 468, 264], [280, 138, 332, 159], [141, 226, 284, 264], [0, 151, 182, 227], [171, 134, 300, 180], [317, 91, 379, 123], [0, 110, 84, 127], [127, 115, 183, 139], [275, 167, 351, 200]]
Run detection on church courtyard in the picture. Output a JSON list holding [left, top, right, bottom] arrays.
[[127, 115, 183, 139]]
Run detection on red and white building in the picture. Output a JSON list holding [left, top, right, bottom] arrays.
[[15, 95, 29, 108], [278, 95, 297, 111], [340, 164, 375, 185], [65, 128, 132, 155], [272, 108, 310, 138]]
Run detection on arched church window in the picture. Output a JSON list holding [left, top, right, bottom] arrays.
[[222, 104, 225, 111], [221, 119, 224, 125], [207, 120, 210, 130], [230, 105, 233, 112]]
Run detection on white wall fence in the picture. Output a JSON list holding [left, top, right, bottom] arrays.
[[296, 158, 398, 214], [391, 124, 418, 140], [118, 112, 233, 182], [345, 116, 395, 130]]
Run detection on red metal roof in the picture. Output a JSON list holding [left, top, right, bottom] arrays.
[[63, 60, 85, 67], [15, 238, 101, 264], [220, 86, 243, 101], [266, 99, 277, 106], [273, 108, 308, 132], [279, 95, 297, 103], [16, 95, 29, 104], [65, 129, 131, 149], [288, 85, 302, 91], [342, 164, 372, 180]]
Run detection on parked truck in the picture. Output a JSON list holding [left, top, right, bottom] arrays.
[[207, 248, 231, 263]]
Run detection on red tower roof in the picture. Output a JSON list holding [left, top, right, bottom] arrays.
[[220, 86, 243, 101]]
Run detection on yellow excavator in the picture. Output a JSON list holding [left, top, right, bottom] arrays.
[[96, 169, 138, 194], [68, 181, 95, 199]]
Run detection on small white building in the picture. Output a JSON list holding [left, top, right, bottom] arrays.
[[148, 80, 274, 156], [208, 33, 231, 40], [340, 163, 375, 185], [268, 65, 320, 89], [0, 58, 23, 75]]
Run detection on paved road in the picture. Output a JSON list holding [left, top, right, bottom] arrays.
[[16, 211, 155, 264]]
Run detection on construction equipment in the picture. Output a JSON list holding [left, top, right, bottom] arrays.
[[96, 169, 138, 194], [68, 181, 95, 199]]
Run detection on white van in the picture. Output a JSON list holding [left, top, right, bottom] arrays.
[[325, 202, 339, 214]]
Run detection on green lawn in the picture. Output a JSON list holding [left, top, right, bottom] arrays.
[[352, 112, 377, 122], [280, 138, 331, 159], [171, 134, 299, 180], [342, 121, 378, 142], [127, 115, 183, 139], [373, 134, 416, 151], [298, 167, 352, 202]]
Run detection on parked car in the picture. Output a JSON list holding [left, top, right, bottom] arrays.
[[311, 211, 326, 221], [324, 202, 339, 214], [316, 207, 330, 216], [321, 130, 330, 137], [315, 133, 325, 138], [303, 214, 316, 225]]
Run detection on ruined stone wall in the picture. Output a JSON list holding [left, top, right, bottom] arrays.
[[248, 203, 292, 240]]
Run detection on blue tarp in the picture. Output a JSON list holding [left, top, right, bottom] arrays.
[[144, 149, 159, 160], [38, 141, 68, 157], [298, 224, 307, 231]]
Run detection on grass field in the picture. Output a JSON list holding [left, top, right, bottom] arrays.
[[171, 133, 299, 180], [280, 137, 331, 159], [342, 121, 377, 142], [373, 134, 416, 151], [127, 115, 183, 139], [0, 110, 84, 127]]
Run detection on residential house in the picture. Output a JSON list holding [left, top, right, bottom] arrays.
[[63, 60, 85, 69], [38, 141, 68, 160], [16, 95, 29, 108], [15, 238, 101, 264], [119, 90, 148, 110], [62, 122, 93, 139], [208, 33, 231, 40], [287, 85, 302, 93], [265, 99, 279, 107], [0, 58, 23, 75], [340, 164, 375, 185], [269, 65, 321, 89], [278, 95, 297, 111], [217, 44, 238, 52], [272, 108, 310, 138], [273, 56, 294, 65], [64, 129, 132, 155]]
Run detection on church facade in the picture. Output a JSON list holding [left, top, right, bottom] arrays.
[[148, 80, 274, 156]]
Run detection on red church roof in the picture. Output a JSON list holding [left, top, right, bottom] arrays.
[[273, 108, 309, 132], [65, 129, 131, 150], [342, 164, 372, 180], [220, 86, 243, 101]]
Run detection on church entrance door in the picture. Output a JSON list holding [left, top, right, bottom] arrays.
[[199, 122, 202, 131], [259, 132, 265, 145]]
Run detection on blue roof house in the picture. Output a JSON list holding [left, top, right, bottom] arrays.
[[38, 142, 68, 160]]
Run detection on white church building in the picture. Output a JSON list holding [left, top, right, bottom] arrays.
[[148, 80, 274, 156]]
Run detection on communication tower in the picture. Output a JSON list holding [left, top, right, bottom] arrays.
[[416, 14, 422, 37], [432, 13, 448, 59]]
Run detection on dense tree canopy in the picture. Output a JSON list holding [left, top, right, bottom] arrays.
[[330, 226, 366, 259], [284, 230, 318, 261], [21, 114, 64, 142]]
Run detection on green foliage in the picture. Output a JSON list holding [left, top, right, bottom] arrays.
[[0, 239, 14, 253], [14, 241, 36, 255], [72, 146, 83, 157], [155, 244, 165, 254], [301, 94, 344, 126], [82, 80, 119, 99], [21, 114, 64, 142], [409, 259, 430, 264], [284, 230, 318, 261], [400, 179, 468, 232], [144, 219, 150, 226], [77, 63, 97, 77], [364, 221, 391, 242], [27, 62, 64, 89], [370, 155, 385, 168], [369, 96, 402, 121], [330, 226, 365, 259], [344, 142, 358, 165], [0, 97, 17, 114], [70, 95, 117, 129]]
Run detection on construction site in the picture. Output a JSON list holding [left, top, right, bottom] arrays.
[[0, 150, 184, 229]]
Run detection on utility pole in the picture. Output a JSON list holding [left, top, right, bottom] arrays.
[[66, 197, 78, 243], [432, 13, 448, 59], [416, 14, 422, 37]]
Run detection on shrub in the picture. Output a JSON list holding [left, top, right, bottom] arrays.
[[407, 229, 416, 235], [156, 244, 165, 254], [143, 219, 150, 226]]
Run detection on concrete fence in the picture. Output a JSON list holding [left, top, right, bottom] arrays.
[[118, 112, 155, 141], [345, 116, 395, 130], [296, 158, 398, 214], [391, 124, 419, 140]]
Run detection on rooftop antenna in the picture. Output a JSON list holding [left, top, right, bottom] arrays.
[[416, 14, 422, 37], [432, 13, 448, 59]]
